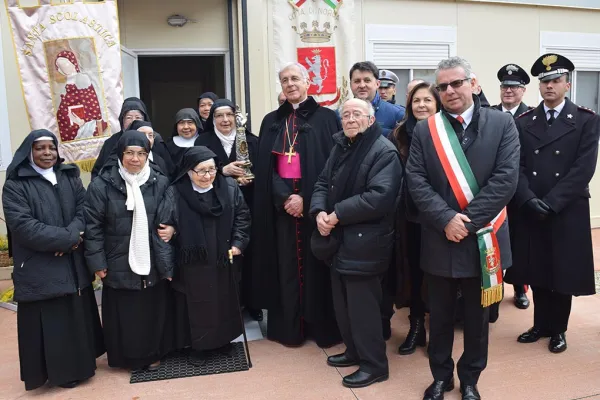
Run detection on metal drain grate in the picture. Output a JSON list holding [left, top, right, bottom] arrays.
[[130, 342, 249, 384]]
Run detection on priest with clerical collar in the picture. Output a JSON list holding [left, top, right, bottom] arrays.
[[251, 62, 342, 348]]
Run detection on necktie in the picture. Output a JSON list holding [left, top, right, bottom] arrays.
[[505, 111, 512, 115], [547, 109, 556, 126], [456, 115, 465, 125]]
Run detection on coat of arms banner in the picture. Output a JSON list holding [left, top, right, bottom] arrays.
[[5, 0, 122, 171], [272, 0, 356, 108]]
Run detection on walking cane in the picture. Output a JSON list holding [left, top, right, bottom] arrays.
[[229, 250, 253, 368]]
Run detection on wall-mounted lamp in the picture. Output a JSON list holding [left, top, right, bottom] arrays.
[[166, 14, 196, 28]]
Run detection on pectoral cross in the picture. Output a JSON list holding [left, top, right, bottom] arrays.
[[285, 146, 296, 164]]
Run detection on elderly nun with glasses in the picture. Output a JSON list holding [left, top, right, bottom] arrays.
[[84, 130, 176, 372], [170, 146, 250, 366]]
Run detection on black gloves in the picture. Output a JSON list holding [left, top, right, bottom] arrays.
[[525, 198, 551, 219]]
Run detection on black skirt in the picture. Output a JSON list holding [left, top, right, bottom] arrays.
[[102, 280, 172, 370], [17, 286, 104, 391]]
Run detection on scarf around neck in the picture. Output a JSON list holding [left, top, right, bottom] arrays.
[[213, 127, 236, 157], [118, 159, 152, 276], [175, 174, 232, 268]]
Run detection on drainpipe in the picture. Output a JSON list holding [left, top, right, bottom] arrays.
[[227, 0, 236, 105], [241, 0, 252, 131]]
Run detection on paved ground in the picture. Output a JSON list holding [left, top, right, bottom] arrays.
[[0, 231, 599, 399]]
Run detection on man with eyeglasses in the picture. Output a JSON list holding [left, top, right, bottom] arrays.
[[252, 62, 342, 349], [488, 64, 534, 320], [406, 56, 519, 400], [311, 98, 401, 388], [510, 54, 599, 355]]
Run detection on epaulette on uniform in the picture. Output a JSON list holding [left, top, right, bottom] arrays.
[[577, 105, 596, 114], [516, 108, 535, 119]]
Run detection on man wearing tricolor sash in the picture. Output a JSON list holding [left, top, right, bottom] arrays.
[[406, 57, 520, 400]]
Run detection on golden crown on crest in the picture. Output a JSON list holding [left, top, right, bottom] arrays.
[[292, 21, 333, 43]]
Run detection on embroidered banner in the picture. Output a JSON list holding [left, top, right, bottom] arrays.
[[272, 0, 356, 108], [5, 0, 122, 171]]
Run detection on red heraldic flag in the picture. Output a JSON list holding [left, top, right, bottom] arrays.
[[297, 47, 337, 96]]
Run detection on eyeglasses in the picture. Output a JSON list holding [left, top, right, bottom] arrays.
[[436, 78, 470, 92], [191, 167, 217, 177], [123, 150, 148, 159], [341, 112, 370, 121], [214, 113, 235, 120], [500, 85, 524, 91]]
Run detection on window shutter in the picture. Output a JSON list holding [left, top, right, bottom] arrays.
[[544, 47, 600, 70], [372, 43, 450, 69]]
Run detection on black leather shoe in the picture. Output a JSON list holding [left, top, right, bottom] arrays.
[[382, 319, 392, 341], [460, 384, 481, 400], [248, 308, 263, 321], [399, 315, 426, 355], [549, 333, 567, 353], [188, 350, 208, 367], [59, 380, 80, 389], [488, 303, 500, 323], [327, 352, 359, 368], [514, 293, 530, 309], [517, 327, 549, 343], [342, 369, 388, 388], [423, 378, 454, 400]]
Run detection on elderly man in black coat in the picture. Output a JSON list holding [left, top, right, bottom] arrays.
[[406, 57, 519, 400], [508, 54, 600, 354], [310, 98, 401, 389]]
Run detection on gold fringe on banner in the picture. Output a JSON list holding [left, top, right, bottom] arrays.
[[481, 285, 503, 307], [70, 158, 97, 173]]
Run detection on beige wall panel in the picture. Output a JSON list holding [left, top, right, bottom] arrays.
[[455, 2, 541, 108], [119, 0, 228, 49]]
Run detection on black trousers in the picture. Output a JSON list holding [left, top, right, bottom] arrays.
[[330, 269, 388, 375], [531, 286, 572, 335], [427, 274, 489, 385], [407, 221, 425, 318]]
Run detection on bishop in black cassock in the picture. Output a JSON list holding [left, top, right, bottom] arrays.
[[251, 65, 342, 347]]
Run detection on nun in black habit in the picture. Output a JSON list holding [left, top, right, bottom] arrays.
[[171, 146, 250, 365], [91, 97, 149, 180], [166, 108, 202, 170], [194, 99, 261, 320], [197, 91, 219, 130], [127, 120, 175, 178], [2, 130, 104, 390], [84, 131, 176, 371]]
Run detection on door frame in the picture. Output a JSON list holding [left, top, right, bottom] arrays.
[[129, 48, 232, 100]]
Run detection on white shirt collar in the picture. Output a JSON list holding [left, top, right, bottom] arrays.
[[448, 102, 475, 129], [290, 97, 308, 110], [502, 104, 520, 115], [543, 99, 566, 118], [172, 133, 199, 148]]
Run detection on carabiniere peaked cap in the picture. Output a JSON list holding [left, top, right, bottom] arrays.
[[531, 53, 575, 82], [497, 63, 530, 86], [379, 69, 399, 88]]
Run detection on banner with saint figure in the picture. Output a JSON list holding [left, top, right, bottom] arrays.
[[5, 0, 122, 171], [272, 0, 356, 108]]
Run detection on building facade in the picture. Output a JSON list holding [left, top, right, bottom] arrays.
[[1, 0, 600, 228]]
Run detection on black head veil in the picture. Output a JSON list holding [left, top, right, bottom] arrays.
[[205, 99, 236, 133], [116, 130, 151, 163], [172, 108, 202, 138], [172, 146, 217, 183], [6, 129, 61, 180]]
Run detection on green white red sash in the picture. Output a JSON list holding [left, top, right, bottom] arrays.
[[428, 112, 505, 307]]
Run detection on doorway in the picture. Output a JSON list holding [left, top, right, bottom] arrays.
[[138, 55, 226, 137]]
